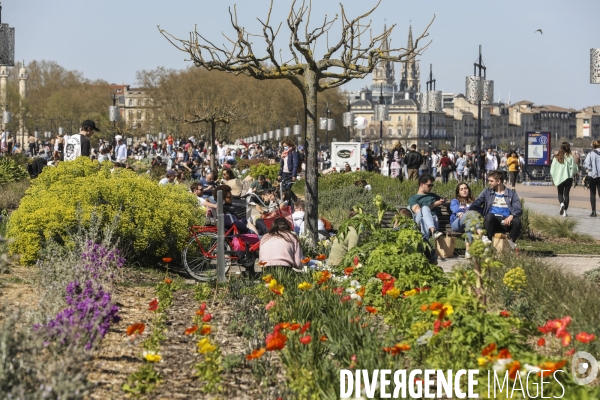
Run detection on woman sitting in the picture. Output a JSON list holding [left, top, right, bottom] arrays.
[[221, 168, 243, 197], [450, 182, 484, 259], [259, 217, 303, 269]]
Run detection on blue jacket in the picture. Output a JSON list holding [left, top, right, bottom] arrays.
[[470, 187, 522, 217], [279, 150, 299, 178], [449, 198, 479, 224]]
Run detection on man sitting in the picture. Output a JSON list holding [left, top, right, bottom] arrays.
[[408, 174, 446, 241], [190, 182, 216, 210], [250, 174, 272, 195], [470, 170, 522, 243], [199, 173, 216, 198]]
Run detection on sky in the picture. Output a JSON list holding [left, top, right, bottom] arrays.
[[7, 0, 600, 109]]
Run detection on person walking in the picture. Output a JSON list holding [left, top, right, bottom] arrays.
[[455, 152, 467, 182], [278, 138, 299, 189], [404, 144, 423, 180], [506, 151, 520, 190], [550, 142, 578, 217], [439, 150, 452, 184], [583, 140, 600, 217]]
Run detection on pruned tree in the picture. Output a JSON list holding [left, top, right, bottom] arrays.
[[159, 0, 434, 246]]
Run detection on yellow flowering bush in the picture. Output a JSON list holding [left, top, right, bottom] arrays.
[[7, 157, 203, 264], [503, 267, 527, 292]]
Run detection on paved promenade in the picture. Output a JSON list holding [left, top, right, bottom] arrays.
[[513, 184, 600, 240]]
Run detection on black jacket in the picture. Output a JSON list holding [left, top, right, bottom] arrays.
[[404, 150, 423, 169]]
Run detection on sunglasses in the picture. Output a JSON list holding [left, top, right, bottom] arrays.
[[426, 183, 434, 188]]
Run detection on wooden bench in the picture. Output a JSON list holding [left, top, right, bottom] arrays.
[[381, 206, 462, 237]]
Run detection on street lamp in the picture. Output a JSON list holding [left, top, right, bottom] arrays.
[[425, 64, 442, 174], [109, 93, 120, 145], [374, 84, 389, 158], [343, 95, 354, 142], [465, 45, 494, 180]]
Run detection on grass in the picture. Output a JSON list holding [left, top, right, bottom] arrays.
[[529, 212, 595, 242], [0, 180, 30, 213]]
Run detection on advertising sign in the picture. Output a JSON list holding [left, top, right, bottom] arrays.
[[583, 119, 590, 137], [331, 142, 362, 170], [526, 132, 551, 166]]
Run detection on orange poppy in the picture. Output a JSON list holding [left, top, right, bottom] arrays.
[[508, 361, 521, 380], [376, 272, 392, 281], [300, 321, 311, 334], [200, 325, 211, 335], [148, 298, 159, 311], [575, 332, 596, 344], [162, 257, 172, 263], [320, 335, 328, 342], [560, 332, 572, 347], [442, 320, 452, 328], [316, 271, 332, 285], [316, 254, 327, 261], [265, 331, 288, 351], [164, 278, 172, 284], [420, 304, 429, 312], [262, 274, 273, 283], [383, 343, 410, 355], [289, 323, 301, 331], [365, 306, 377, 314], [299, 335, 312, 345], [538, 360, 567, 377], [184, 325, 199, 335], [196, 309, 205, 316], [343, 267, 354, 276], [259, 261, 267, 266], [280, 322, 291, 329], [498, 348, 512, 359], [356, 287, 365, 298], [429, 302, 444, 311], [500, 310, 510, 317], [246, 348, 266, 360], [537, 338, 546, 346], [301, 257, 311, 264], [481, 343, 497, 357], [126, 323, 145, 336]]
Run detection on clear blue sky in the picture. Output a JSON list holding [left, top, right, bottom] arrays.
[[8, 0, 600, 109]]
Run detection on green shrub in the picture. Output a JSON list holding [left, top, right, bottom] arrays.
[[7, 157, 203, 264], [0, 156, 29, 185], [529, 211, 594, 242], [248, 163, 280, 182], [0, 180, 30, 212]]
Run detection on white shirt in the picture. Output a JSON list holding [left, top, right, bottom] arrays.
[[116, 143, 128, 161], [486, 152, 498, 171]]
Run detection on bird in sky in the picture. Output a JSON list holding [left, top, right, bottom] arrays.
[[534, 29, 543, 35]]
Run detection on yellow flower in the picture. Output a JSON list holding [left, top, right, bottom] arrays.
[[197, 338, 217, 354], [432, 303, 454, 316], [298, 282, 313, 291], [386, 288, 401, 298], [143, 351, 162, 362], [503, 267, 527, 292], [267, 278, 278, 289], [478, 357, 488, 366], [403, 289, 417, 297]]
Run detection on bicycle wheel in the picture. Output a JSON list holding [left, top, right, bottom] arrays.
[[182, 232, 232, 281]]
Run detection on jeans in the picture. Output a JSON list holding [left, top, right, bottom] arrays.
[[432, 167, 437, 178], [441, 167, 450, 183], [451, 211, 480, 242], [484, 214, 521, 242], [414, 206, 439, 240], [508, 171, 518, 188]]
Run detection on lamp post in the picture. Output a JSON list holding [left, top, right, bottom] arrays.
[[374, 84, 389, 159], [319, 104, 332, 149], [466, 45, 493, 180], [426, 64, 435, 174], [109, 92, 120, 145], [343, 95, 354, 142]]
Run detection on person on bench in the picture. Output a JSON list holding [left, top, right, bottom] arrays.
[[470, 170, 522, 244], [450, 182, 486, 259], [409, 174, 447, 241]]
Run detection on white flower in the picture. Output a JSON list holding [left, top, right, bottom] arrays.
[[493, 358, 513, 373], [350, 280, 361, 288], [524, 364, 541, 373], [333, 276, 345, 282], [346, 287, 356, 294], [355, 263, 363, 269], [368, 277, 382, 284], [350, 294, 362, 300]]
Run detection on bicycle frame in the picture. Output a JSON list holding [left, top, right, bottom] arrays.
[[188, 223, 260, 261]]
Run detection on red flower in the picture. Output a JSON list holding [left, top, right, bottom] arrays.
[[353, 256, 360, 266], [164, 278, 172, 284], [481, 343, 497, 357], [265, 331, 288, 351], [300, 321, 311, 334], [429, 302, 444, 311], [420, 304, 429, 312], [376, 272, 392, 281], [575, 332, 596, 344], [343, 267, 354, 276], [341, 295, 352, 302], [560, 332, 572, 347], [565, 348, 576, 356], [259, 261, 267, 266], [280, 322, 291, 329], [320, 335, 328, 341], [415, 287, 430, 293], [184, 325, 198, 335], [148, 298, 159, 311], [126, 323, 145, 336], [202, 313, 213, 322], [365, 306, 377, 314], [301, 257, 311, 264], [442, 320, 452, 328], [199, 302, 207, 311], [246, 348, 266, 360], [162, 257, 172, 263], [333, 287, 344, 296], [299, 335, 312, 345], [289, 323, 301, 331], [381, 278, 396, 296], [196, 309, 205, 316], [500, 310, 510, 317], [498, 348, 512, 359], [537, 338, 546, 346], [433, 320, 441, 334], [316, 254, 327, 261], [508, 361, 521, 380], [200, 325, 211, 335]]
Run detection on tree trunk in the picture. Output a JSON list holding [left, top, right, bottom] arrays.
[[210, 121, 216, 172], [303, 71, 319, 248]]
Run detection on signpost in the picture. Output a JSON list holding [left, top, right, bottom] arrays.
[[524, 131, 551, 181]]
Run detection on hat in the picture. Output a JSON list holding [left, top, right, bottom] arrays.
[[81, 120, 100, 132], [115, 135, 123, 141], [166, 169, 177, 176]]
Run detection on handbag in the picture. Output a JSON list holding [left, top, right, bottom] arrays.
[[435, 234, 455, 258]]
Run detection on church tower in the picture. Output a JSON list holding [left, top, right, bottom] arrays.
[[18, 63, 28, 99], [371, 24, 397, 98], [399, 26, 420, 100]]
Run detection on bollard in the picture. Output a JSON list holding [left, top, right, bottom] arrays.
[[216, 190, 226, 282]]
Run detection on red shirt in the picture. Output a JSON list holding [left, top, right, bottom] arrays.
[[440, 156, 452, 167]]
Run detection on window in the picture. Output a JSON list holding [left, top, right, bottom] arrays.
[[387, 127, 393, 136], [137, 110, 142, 120], [397, 127, 402, 136], [398, 115, 402, 122], [128, 99, 133, 106], [370, 116, 374, 122], [408, 115, 411, 121], [128, 111, 133, 120], [370, 128, 376, 136]]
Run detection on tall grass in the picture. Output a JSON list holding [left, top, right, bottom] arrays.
[[529, 212, 595, 242]]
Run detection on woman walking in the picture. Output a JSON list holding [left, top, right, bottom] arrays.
[[583, 140, 600, 217], [455, 152, 467, 182], [550, 142, 578, 217], [507, 151, 520, 190], [439, 150, 452, 183]]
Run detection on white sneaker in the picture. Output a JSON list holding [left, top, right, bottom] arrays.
[[481, 236, 492, 245], [433, 231, 444, 240], [559, 203, 565, 215], [563, 210, 568, 217], [465, 250, 471, 259]]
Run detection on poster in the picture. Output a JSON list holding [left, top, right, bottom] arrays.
[[526, 132, 551, 166]]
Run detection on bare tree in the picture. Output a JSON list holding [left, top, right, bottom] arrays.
[[160, 0, 434, 246]]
